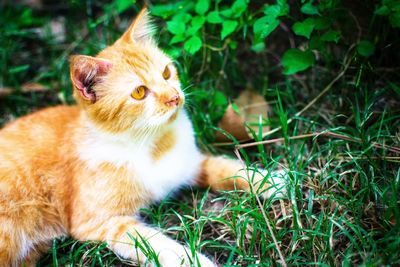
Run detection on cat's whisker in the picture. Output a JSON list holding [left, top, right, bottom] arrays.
[[181, 84, 194, 93]]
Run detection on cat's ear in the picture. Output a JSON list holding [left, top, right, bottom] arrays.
[[120, 8, 155, 43], [69, 55, 112, 103]]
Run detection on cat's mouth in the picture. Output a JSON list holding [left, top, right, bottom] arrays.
[[163, 106, 179, 118], [164, 102, 183, 119]]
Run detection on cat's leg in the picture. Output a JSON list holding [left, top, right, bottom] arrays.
[[0, 170, 61, 267], [0, 233, 14, 267], [22, 241, 51, 267], [196, 155, 286, 198], [0, 228, 46, 267], [71, 216, 215, 267], [0, 218, 32, 267]]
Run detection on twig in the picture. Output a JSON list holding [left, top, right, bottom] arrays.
[[234, 133, 315, 148], [215, 49, 230, 90], [233, 131, 400, 154], [196, 27, 208, 83], [279, 22, 295, 49], [335, 156, 400, 161], [0, 83, 49, 98], [346, 9, 362, 42], [204, 39, 229, 52], [233, 149, 287, 267]]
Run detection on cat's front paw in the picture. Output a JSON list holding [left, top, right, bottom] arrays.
[[142, 237, 216, 267], [156, 249, 216, 267]]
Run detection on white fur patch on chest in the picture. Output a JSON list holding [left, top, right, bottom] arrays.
[[77, 111, 204, 201]]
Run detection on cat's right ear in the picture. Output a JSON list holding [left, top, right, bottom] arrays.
[[120, 8, 155, 44], [69, 55, 112, 103]]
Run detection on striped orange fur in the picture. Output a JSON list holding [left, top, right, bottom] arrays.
[[0, 9, 285, 267]]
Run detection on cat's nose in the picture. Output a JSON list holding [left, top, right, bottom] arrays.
[[165, 95, 180, 106]]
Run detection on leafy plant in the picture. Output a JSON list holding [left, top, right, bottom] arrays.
[[151, 0, 349, 77], [376, 0, 400, 28]]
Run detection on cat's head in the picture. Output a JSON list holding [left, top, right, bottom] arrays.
[[69, 9, 184, 133]]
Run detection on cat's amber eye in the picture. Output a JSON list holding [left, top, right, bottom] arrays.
[[162, 65, 171, 80], [131, 85, 148, 100]]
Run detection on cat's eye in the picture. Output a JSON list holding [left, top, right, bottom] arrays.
[[162, 65, 171, 80], [131, 85, 148, 100]]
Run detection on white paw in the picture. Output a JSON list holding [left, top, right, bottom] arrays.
[[259, 169, 287, 199], [195, 253, 217, 267], [193, 253, 217, 267], [156, 249, 216, 267], [141, 236, 216, 267]]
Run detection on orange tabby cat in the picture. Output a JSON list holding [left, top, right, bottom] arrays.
[[0, 9, 284, 267]]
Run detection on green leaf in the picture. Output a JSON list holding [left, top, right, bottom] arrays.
[[389, 82, 400, 95], [282, 49, 315, 75], [389, 12, 400, 27], [164, 48, 181, 59], [317, 0, 338, 11], [220, 8, 233, 18], [263, 3, 289, 17], [251, 42, 265, 53], [187, 16, 205, 35], [229, 40, 238, 49], [253, 16, 280, 39], [231, 103, 240, 114], [116, 0, 135, 13], [277, 0, 287, 6], [387, 0, 400, 10], [151, 3, 181, 18], [195, 0, 209, 15], [231, 0, 248, 17], [187, 26, 198, 35], [292, 18, 315, 39], [167, 20, 186, 35], [313, 17, 331, 30], [357, 40, 375, 57], [192, 16, 205, 29], [221, 20, 238, 39], [206, 11, 223, 24], [375, 5, 390, 15], [172, 13, 192, 23], [301, 2, 320, 15], [263, 5, 280, 17], [184, 35, 202, 54], [309, 36, 323, 50], [19, 9, 34, 26], [169, 34, 186, 45], [9, 64, 30, 74], [213, 91, 228, 107], [320, 30, 340, 43]]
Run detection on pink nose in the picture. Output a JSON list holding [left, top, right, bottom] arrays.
[[165, 95, 180, 106]]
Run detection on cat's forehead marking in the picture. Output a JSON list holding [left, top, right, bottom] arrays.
[[116, 48, 170, 82]]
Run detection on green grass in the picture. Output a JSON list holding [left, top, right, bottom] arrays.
[[1, 1, 400, 266]]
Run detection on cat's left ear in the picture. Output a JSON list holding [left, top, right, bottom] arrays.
[[120, 8, 155, 43], [70, 55, 112, 103]]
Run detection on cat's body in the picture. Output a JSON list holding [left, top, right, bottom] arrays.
[[0, 105, 204, 265], [0, 9, 284, 267]]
